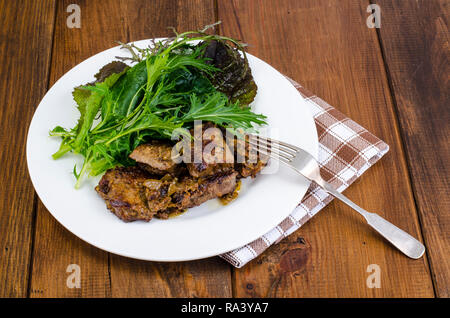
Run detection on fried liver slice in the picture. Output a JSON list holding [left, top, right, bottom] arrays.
[[95, 166, 156, 222], [186, 123, 234, 178], [129, 141, 179, 176], [170, 171, 238, 208], [230, 135, 269, 178], [96, 166, 238, 222]]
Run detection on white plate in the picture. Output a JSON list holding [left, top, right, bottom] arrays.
[[26, 39, 318, 262]]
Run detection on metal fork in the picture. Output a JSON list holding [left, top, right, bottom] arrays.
[[248, 135, 425, 259]]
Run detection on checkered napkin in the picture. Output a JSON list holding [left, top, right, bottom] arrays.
[[220, 78, 389, 268]]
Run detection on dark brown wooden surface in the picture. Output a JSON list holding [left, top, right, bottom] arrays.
[[0, 0, 56, 297], [0, 0, 447, 297]]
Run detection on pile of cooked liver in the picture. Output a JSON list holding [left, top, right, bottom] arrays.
[[95, 125, 267, 222]]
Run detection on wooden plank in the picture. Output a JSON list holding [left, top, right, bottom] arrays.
[[29, 0, 123, 298], [218, 0, 435, 297], [107, 0, 233, 298], [375, 0, 449, 297], [0, 0, 56, 298], [29, 0, 232, 297], [110, 255, 232, 297]]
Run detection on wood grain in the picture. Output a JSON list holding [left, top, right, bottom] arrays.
[[110, 255, 232, 297], [375, 0, 449, 297], [29, 0, 232, 298], [0, 0, 56, 297], [218, 0, 435, 297]]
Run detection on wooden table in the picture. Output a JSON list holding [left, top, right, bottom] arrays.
[[1, 0, 448, 298]]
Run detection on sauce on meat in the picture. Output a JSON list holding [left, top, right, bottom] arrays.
[[219, 180, 241, 205]]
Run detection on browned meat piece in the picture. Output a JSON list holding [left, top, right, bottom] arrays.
[[237, 161, 267, 178], [129, 141, 179, 176], [172, 172, 237, 209], [151, 170, 237, 219], [229, 135, 269, 178], [219, 180, 241, 205], [96, 167, 238, 222], [187, 162, 232, 178], [129, 124, 265, 180], [186, 123, 234, 178], [95, 166, 155, 222], [186, 144, 234, 178]]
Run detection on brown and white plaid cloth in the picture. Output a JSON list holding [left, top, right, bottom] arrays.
[[220, 78, 389, 268]]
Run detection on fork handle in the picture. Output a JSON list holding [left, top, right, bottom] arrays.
[[320, 181, 425, 259]]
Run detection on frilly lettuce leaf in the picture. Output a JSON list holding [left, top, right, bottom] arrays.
[[202, 40, 257, 107]]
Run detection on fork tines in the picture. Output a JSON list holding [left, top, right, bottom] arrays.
[[247, 135, 300, 163]]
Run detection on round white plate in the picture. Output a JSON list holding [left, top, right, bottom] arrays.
[[26, 39, 318, 262]]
